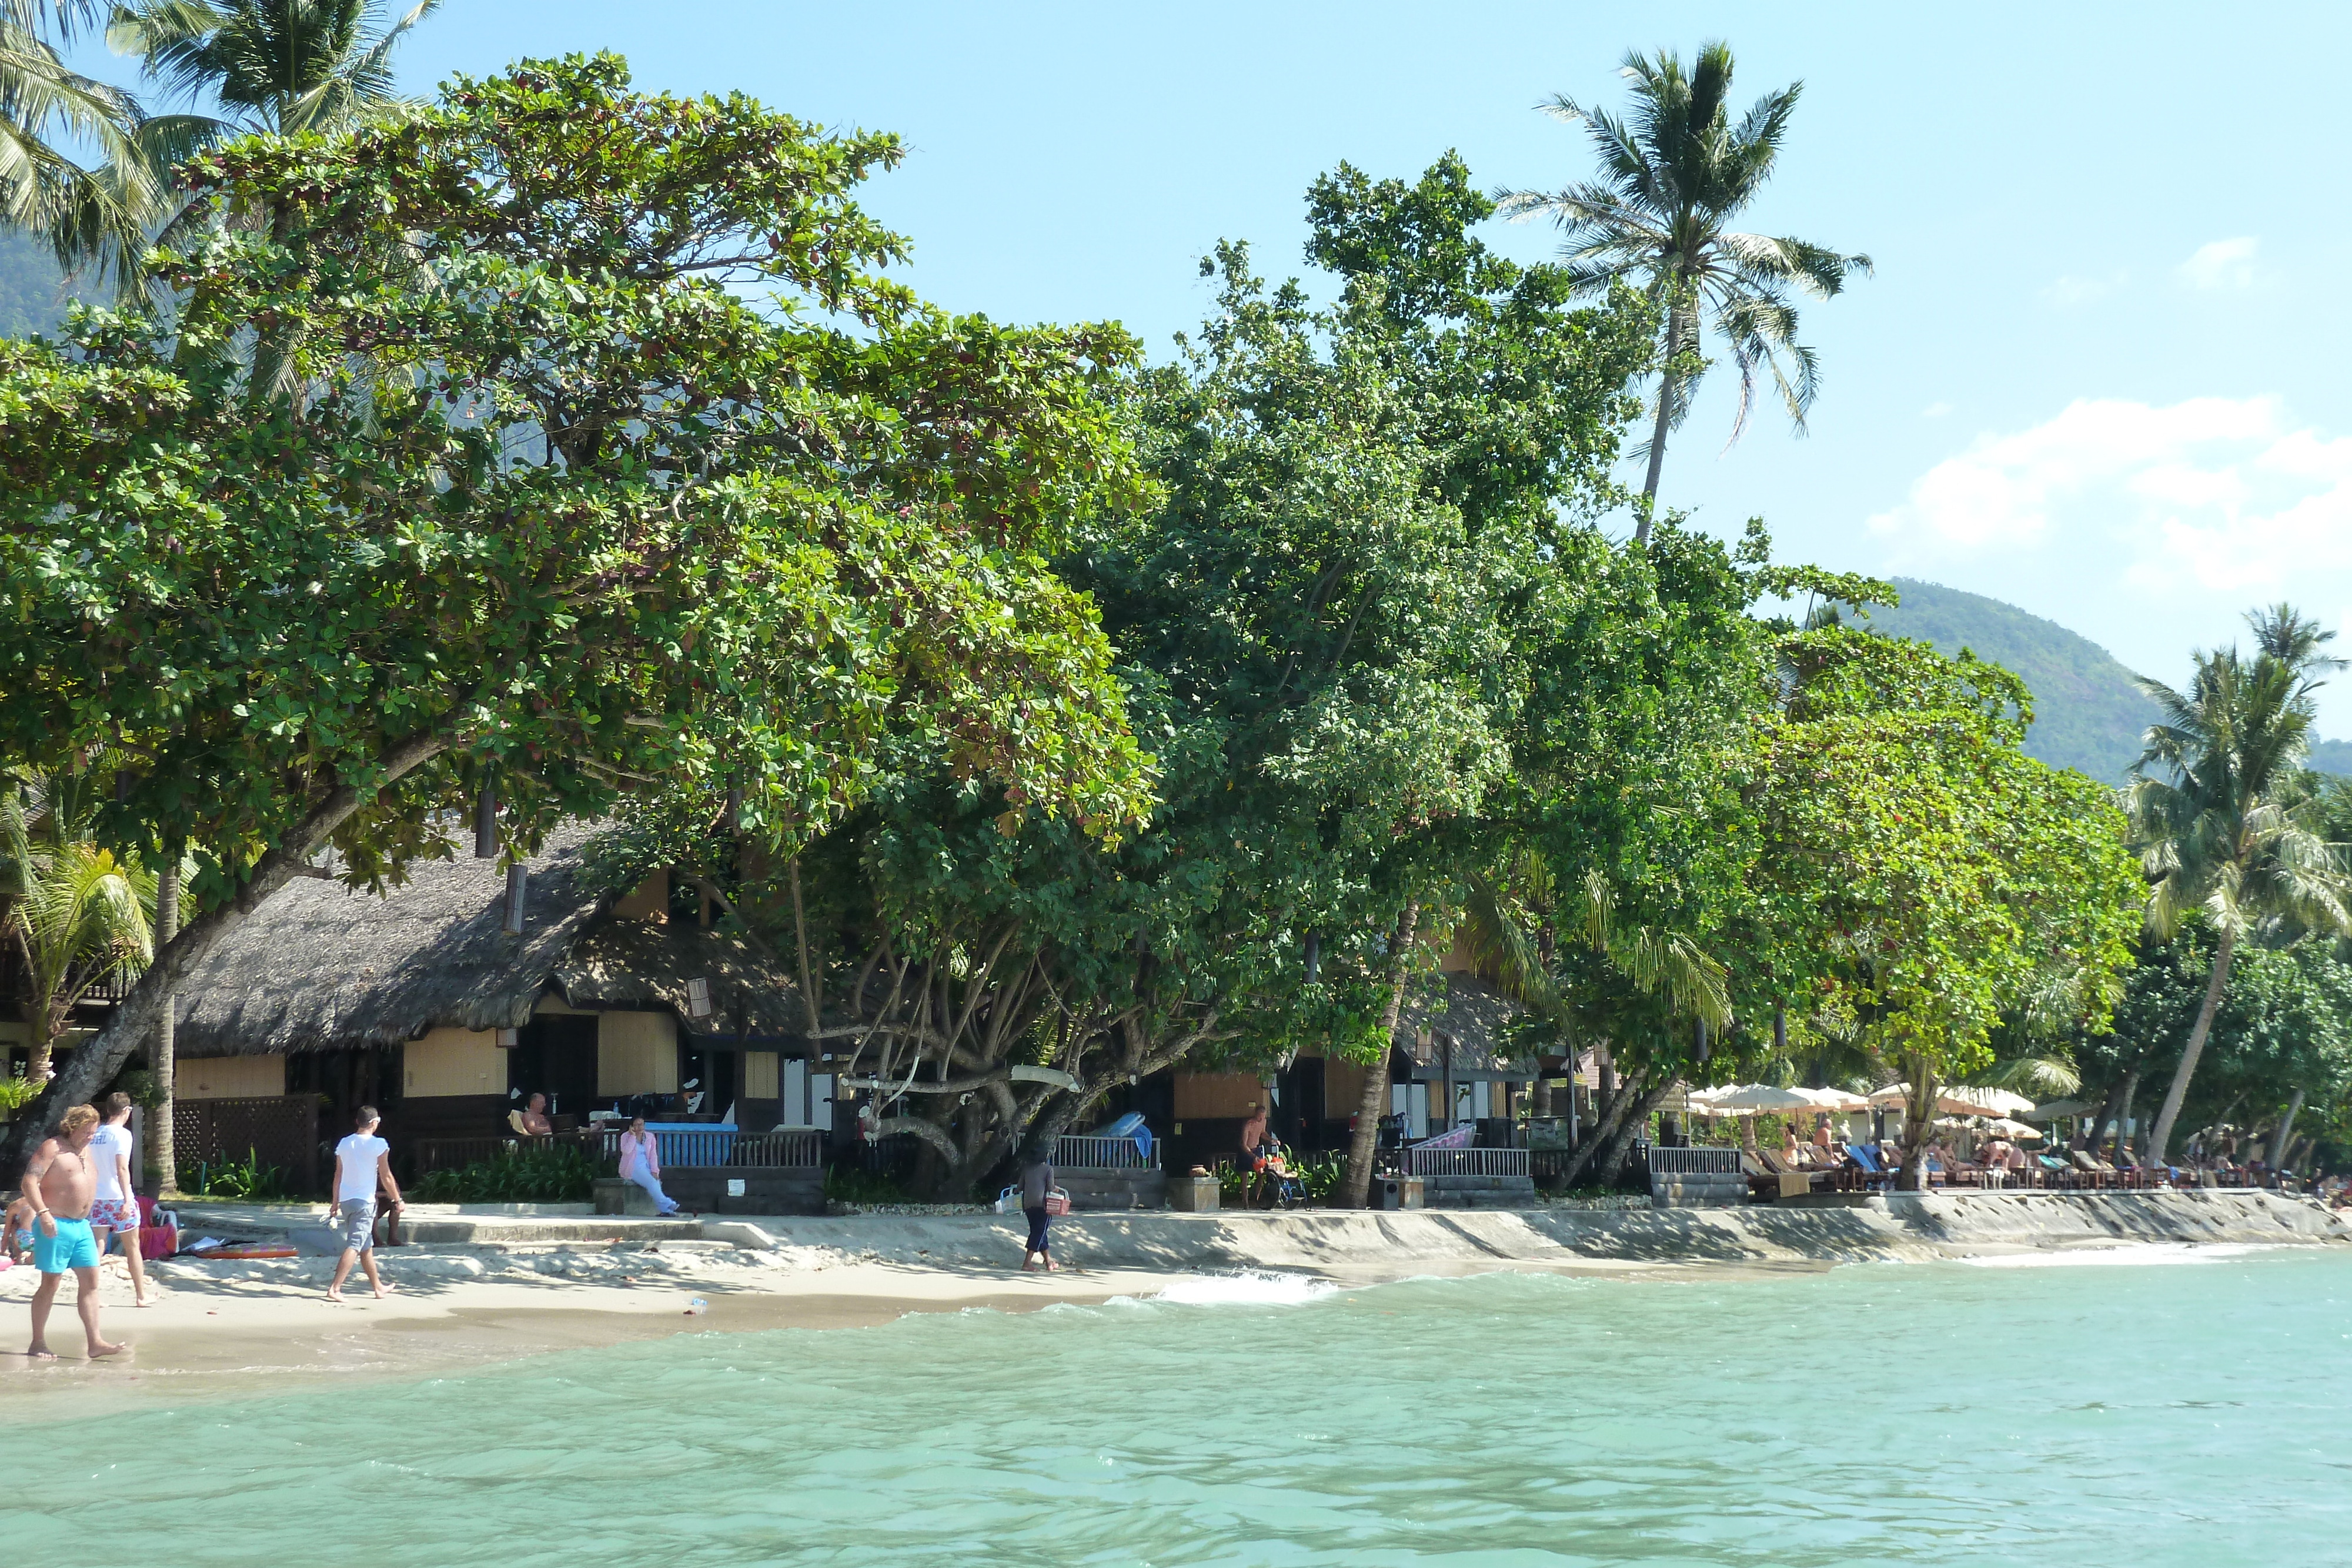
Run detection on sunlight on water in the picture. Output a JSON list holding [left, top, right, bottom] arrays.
[[3, 1248, 2348, 1566]]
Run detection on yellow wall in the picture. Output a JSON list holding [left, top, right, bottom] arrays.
[[1324, 1061, 1368, 1119], [743, 1051, 779, 1099], [597, 1010, 677, 1095], [533, 992, 593, 1017], [175, 1055, 285, 1100], [611, 869, 668, 922], [403, 1028, 502, 1098], [1174, 1072, 1266, 1119]]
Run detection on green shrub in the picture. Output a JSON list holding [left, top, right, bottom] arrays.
[[176, 1147, 288, 1201], [412, 1142, 611, 1204], [823, 1166, 913, 1206]]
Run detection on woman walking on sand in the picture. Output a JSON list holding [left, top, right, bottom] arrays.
[[1019, 1142, 1057, 1272]]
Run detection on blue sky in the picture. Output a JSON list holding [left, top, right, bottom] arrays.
[[114, 2, 2352, 726]]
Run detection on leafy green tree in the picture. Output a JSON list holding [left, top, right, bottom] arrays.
[[1498, 41, 1869, 537], [1750, 627, 2144, 1187], [2084, 927, 2352, 1168], [2130, 605, 2352, 1167], [0, 55, 1153, 1171]]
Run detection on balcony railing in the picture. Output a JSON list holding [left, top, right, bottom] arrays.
[[1056, 1133, 1152, 1171], [1403, 1146, 1532, 1179], [1648, 1145, 1743, 1175]]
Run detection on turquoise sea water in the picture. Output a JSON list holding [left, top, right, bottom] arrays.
[[3, 1246, 2348, 1566]]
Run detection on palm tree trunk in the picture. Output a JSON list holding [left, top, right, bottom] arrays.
[[1342, 902, 1418, 1209], [2266, 1088, 2306, 1172], [2146, 926, 2238, 1167], [1635, 302, 1686, 543], [1636, 383, 1673, 546], [151, 854, 181, 1199]]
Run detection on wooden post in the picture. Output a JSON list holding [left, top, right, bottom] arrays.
[[475, 782, 496, 859]]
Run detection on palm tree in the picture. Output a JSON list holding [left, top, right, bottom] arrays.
[[0, 0, 163, 290], [2130, 605, 2352, 1167], [108, 0, 437, 145], [1, 775, 158, 1080], [1498, 41, 1870, 542]]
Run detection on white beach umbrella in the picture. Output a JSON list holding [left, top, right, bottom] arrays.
[[1869, 1083, 2016, 1118], [1792, 1086, 1872, 1113], [1951, 1086, 2037, 1118], [1985, 1118, 2044, 1142], [1704, 1084, 1819, 1114]]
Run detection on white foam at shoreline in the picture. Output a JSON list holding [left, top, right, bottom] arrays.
[[1150, 1271, 1344, 1306], [1957, 1242, 2287, 1269]]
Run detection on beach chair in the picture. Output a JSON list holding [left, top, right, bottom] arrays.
[[1842, 1142, 1895, 1191]]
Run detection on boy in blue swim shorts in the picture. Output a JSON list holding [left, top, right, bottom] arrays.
[[18, 1104, 126, 1360]]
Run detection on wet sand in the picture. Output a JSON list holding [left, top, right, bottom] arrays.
[[0, 1255, 1175, 1416]]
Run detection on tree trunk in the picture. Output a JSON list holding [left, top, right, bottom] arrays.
[[1344, 902, 1419, 1209], [151, 854, 182, 1199], [1593, 1076, 1669, 1191], [2146, 925, 2237, 1168], [0, 732, 449, 1179], [1554, 1072, 1639, 1191], [1895, 1058, 1937, 1192], [2267, 1088, 2306, 1171]]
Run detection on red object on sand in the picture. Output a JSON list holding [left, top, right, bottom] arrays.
[[138, 1225, 177, 1261]]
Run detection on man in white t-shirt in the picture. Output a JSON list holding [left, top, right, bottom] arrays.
[[87, 1092, 153, 1306], [326, 1106, 401, 1303]]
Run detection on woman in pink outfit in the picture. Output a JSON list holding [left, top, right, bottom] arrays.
[[616, 1117, 682, 1216]]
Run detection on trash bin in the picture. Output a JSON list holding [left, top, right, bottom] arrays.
[[1379, 1176, 1425, 1211]]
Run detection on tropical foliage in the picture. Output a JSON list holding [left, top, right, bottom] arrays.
[[0, 54, 1156, 1166], [2127, 607, 2352, 1165]]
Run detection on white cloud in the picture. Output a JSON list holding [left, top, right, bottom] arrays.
[[1866, 397, 2352, 600], [2042, 270, 2126, 306], [2179, 236, 2258, 290]]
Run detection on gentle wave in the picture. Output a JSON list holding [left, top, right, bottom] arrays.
[[1957, 1241, 2288, 1268], [1147, 1269, 1344, 1306]]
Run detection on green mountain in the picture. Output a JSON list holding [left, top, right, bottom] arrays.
[[1862, 579, 2163, 784], [0, 229, 74, 337], [1863, 578, 2352, 784]]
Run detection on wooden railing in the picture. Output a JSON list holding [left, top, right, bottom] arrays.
[[1404, 1146, 1532, 1178], [1056, 1133, 1152, 1171]]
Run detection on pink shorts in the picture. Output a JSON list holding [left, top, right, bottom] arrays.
[[88, 1198, 139, 1234]]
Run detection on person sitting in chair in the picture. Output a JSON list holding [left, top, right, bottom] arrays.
[[513, 1092, 554, 1138]]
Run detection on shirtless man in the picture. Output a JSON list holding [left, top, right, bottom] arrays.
[[516, 1092, 553, 1138], [18, 1104, 126, 1360]]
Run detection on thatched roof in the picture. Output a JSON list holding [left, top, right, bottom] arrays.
[[556, 920, 806, 1039], [1397, 975, 1534, 1078], [173, 822, 802, 1057]]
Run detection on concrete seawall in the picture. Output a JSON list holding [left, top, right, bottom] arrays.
[[720, 1189, 2352, 1275]]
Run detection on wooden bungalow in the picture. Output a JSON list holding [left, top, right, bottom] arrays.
[[1155, 972, 1534, 1173], [168, 821, 823, 1186]]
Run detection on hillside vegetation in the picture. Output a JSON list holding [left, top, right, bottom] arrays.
[[1864, 579, 2163, 784], [0, 231, 72, 337], [1865, 578, 2350, 783]]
